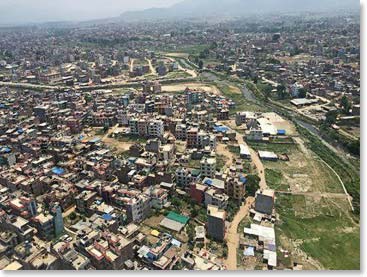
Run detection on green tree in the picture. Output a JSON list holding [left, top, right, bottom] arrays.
[[84, 93, 93, 104], [190, 207, 199, 218], [69, 212, 77, 221], [277, 84, 287, 100], [263, 85, 273, 100], [198, 60, 204, 69], [340, 95, 351, 114], [324, 110, 338, 126], [298, 88, 307, 98], [246, 174, 261, 196]]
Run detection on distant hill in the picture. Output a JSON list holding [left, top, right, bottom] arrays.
[[120, 0, 359, 21]]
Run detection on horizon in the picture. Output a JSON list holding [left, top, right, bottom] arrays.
[[0, 0, 359, 26]]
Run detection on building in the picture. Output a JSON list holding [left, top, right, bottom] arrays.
[[204, 188, 228, 209], [51, 203, 64, 237], [175, 168, 200, 187], [207, 205, 226, 241], [200, 158, 216, 178], [126, 195, 151, 223], [239, 144, 251, 159], [254, 189, 275, 215]]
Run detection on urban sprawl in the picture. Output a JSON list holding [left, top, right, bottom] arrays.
[[0, 14, 360, 270]]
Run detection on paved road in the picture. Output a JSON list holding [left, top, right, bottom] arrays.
[[225, 197, 254, 270]]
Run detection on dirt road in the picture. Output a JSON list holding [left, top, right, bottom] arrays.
[[235, 131, 267, 190], [225, 197, 254, 270], [165, 56, 198, 78], [129, 59, 135, 72], [146, 58, 157, 76]]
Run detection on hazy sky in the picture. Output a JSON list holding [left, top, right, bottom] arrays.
[[0, 0, 182, 25]]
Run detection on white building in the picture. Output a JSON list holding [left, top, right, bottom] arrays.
[[200, 158, 216, 178], [148, 120, 164, 138]]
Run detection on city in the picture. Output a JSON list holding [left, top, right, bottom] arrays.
[[0, 0, 361, 272]]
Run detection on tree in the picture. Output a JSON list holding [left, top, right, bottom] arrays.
[[340, 95, 351, 114], [324, 110, 338, 126], [298, 88, 307, 98], [263, 85, 273, 100], [246, 174, 261, 196], [69, 212, 77, 221], [190, 207, 199, 218], [84, 93, 92, 104], [348, 139, 360, 156], [277, 84, 287, 100], [198, 60, 204, 69]]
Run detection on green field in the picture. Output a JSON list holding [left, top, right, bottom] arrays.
[[265, 168, 290, 191], [275, 194, 360, 270]]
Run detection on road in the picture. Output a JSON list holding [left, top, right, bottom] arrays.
[[235, 130, 267, 190], [318, 159, 354, 211], [129, 59, 135, 73], [145, 58, 157, 76], [165, 56, 198, 78], [225, 197, 254, 270], [102, 124, 119, 141]]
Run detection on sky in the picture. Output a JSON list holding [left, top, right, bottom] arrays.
[[0, 0, 182, 25]]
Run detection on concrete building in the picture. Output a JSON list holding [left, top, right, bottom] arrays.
[[200, 158, 216, 178], [207, 205, 226, 241]]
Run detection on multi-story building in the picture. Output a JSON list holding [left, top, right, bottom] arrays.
[[200, 158, 216, 178], [225, 177, 246, 201], [175, 124, 187, 140], [125, 195, 151, 223], [186, 128, 198, 148], [204, 188, 229, 209], [148, 120, 164, 138], [175, 168, 201, 187], [207, 205, 226, 241]]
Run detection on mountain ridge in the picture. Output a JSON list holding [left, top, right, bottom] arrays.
[[120, 0, 360, 21]]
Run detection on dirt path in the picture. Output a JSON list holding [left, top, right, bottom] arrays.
[[225, 197, 254, 270], [293, 136, 354, 211], [129, 59, 135, 72], [165, 56, 198, 78], [235, 131, 267, 190], [102, 124, 119, 141], [145, 58, 157, 76], [216, 143, 236, 167]]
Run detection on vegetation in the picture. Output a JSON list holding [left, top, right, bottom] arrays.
[[296, 125, 360, 215], [246, 174, 260, 196], [265, 169, 289, 191], [276, 194, 360, 270], [226, 200, 241, 221]]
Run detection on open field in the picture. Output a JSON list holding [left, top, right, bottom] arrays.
[[248, 136, 343, 194], [275, 194, 360, 270], [161, 82, 221, 94]]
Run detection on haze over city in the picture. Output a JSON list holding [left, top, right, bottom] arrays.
[[0, 0, 359, 25]]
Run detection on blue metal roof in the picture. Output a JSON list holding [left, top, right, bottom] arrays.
[[52, 167, 65, 175], [102, 213, 113, 221]]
